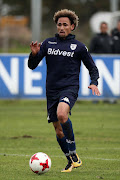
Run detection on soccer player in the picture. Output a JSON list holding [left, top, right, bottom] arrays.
[[28, 9, 100, 172]]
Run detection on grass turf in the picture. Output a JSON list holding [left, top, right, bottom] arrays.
[[0, 100, 120, 180]]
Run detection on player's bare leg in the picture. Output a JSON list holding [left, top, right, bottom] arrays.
[[55, 102, 82, 172]]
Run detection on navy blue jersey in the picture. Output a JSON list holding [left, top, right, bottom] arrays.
[[28, 34, 99, 95]]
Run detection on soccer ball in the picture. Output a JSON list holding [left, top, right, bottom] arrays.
[[29, 152, 51, 174]]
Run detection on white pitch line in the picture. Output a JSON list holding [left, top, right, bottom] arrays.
[[0, 147, 120, 150], [0, 153, 120, 161]]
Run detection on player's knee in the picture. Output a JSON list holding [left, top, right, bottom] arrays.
[[57, 111, 68, 123]]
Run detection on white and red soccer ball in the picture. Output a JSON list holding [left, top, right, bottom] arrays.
[[29, 152, 51, 174]]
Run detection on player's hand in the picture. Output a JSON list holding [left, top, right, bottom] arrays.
[[88, 84, 100, 96], [30, 41, 41, 56]]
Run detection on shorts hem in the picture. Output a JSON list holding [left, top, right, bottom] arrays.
[[48, 119, 58, 123]]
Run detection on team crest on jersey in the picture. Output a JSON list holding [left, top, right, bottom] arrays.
[[70, 44, 77, 50]]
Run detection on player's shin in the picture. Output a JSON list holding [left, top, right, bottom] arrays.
[[56, 135, 74, 172], [56, 136, 70, 157], [61, 118, 76, 155], [61, 119, 82, 168]]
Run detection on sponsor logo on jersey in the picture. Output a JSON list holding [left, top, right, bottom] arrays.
[[47, 48, 74, 57], [48, 41, 57, 44], [70, 44, 77, 50]]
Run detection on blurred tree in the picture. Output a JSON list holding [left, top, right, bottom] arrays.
[[2, 0, 30, 16], [1, 0, 120, 48], [2, 0, 112, 22]]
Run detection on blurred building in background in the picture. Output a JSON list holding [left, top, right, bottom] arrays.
[[0, 0, 120, 100], [0, 0, 120, 52], [0, 15, 29, 52]]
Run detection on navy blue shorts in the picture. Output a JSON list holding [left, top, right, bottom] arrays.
[[47, 87, 78, 123]]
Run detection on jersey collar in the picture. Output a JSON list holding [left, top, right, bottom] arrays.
[[55, 33, 75, 40]]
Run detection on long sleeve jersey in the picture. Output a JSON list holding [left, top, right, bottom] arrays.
[[28, 34, 99, 95]]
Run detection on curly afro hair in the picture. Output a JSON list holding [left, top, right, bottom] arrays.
[[53, 9, 79, 30]]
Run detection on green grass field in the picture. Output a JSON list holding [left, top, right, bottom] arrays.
[[0, 100, 120, 180]]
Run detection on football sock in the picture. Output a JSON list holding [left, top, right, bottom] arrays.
[[56, 136, 70, 157], [61, 118, 76, 155]]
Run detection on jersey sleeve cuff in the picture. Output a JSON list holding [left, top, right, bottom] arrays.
[[90, 81, 98, 86]]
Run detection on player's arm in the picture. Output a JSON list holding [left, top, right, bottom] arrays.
[[30, 41, 41, 56], [88, 84, 100, 96], [81, 45, 100, 96], [28, 40, 46, 70]]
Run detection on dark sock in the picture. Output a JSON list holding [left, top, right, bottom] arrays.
[[56, 136, 70, 156], [61, 118, 76, 154]]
